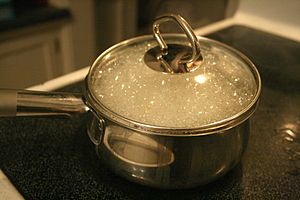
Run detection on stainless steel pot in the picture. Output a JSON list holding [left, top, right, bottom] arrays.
[[0, 14, 261, 189]]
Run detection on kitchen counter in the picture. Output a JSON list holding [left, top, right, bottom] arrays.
[[0, 25, 300, 199], [0, 4, 71, 33]]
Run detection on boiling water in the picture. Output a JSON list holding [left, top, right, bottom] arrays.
[[91, 40, 257, 128]]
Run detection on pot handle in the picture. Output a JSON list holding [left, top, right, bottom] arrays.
[[0, 89, 88, 117], [87, 112, 105, 146]]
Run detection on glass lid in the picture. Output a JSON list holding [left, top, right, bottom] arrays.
[[87, 15, 260, 130]]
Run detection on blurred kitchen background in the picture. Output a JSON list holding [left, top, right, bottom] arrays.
[[0, 0, 236, 88]]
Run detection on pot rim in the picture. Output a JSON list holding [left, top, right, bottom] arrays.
[[85, 34, 261, 137]]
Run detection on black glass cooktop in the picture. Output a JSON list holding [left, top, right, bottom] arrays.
[[0, 25, 300, 199]]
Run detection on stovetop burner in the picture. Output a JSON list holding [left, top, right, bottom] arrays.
[[0, 25, 300, 199]]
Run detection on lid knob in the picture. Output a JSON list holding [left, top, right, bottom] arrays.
[[144, 14, 203, 73]]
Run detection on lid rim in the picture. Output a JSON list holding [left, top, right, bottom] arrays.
[[85, 34, 261, 136], [85, 90, 259, 136]]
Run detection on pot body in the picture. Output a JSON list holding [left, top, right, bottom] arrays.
[[87, 114, 249, 189]]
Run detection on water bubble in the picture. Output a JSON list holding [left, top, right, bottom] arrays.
[[276, 126, 300, 175]]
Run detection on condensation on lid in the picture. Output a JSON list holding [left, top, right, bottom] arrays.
[[89, 35, 258, 128]]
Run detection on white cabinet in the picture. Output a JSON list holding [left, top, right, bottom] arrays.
[[0, 20, 74, 88]]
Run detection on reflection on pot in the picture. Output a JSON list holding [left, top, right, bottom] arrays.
[[103, 125, 174, 168], [85, 112, 250, 188]]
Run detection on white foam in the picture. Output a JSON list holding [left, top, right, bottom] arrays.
[[91, 39, 257, 128]]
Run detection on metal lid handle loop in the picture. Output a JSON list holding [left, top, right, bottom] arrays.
[[153, 14, 202, 64]]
